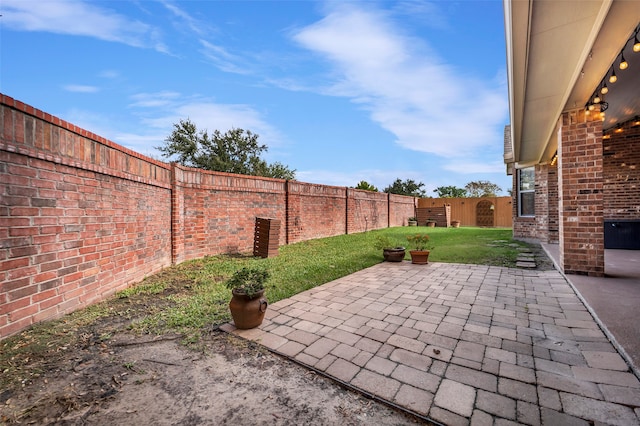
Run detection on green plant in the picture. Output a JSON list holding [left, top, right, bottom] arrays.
[[407, 234, 432, 251], [373, 235, 404, 250], [408, 217, 417, 222], [224, 267, 269, 298]]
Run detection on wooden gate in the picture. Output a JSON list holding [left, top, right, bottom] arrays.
[[476, 200, 495, 227]]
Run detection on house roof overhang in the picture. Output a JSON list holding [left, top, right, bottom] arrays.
[[504, 0, 640, 169]]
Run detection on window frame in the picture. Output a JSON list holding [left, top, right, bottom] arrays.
[[518, 167, 535, 217]]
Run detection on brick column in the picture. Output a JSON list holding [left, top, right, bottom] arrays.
[[170, 162, 185, 265], [558, 110, 604, 276], [548, 163, 559, 243], [535, 163, 550, 242]]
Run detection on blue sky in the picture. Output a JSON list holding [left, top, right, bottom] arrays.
[[1, 0, 510, 194]]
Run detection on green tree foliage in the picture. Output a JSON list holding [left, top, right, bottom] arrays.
[[433, 186, 467, 198], [158, 119, 296, 179], [383, 178, 427, 197], [464, 180, 502, 197], [354, 180, 378, 192]]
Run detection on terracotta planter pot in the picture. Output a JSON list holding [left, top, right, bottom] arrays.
[[409, 250, 430, 265], [383, 247, 406, 262], [229, 289, 268, 329], [451, 221, 460, 228], [408, 220, 417, 227], [426, 222, 436, 228]]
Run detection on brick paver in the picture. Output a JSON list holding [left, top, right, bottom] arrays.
[[225, 261, 640, 424]]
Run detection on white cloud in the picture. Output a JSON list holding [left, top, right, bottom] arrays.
[[199, 39, 252, 75], [2, 0, 167, 52], [113, 92, 284, 157], [128, 91, 182, 108], [442, 159, 507, 175], [292, 4, 508, 158], [63, 84, 99, 93], [98, 70, 120, 79], [161, 1, 209, 37]]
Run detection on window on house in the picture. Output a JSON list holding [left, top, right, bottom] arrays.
[[518, 167, 535, 217]]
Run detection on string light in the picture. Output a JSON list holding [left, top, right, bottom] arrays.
[[619, 51, 628, 70], [585, 24, 639, 117]]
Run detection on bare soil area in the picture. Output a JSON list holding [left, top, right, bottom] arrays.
[[1, 326, 425, 425]]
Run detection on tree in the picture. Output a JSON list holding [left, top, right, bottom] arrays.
[[383, 178, 427, 197], [256, 161, 297, 180], [433, 186, 467, 198], [464, 180, 502, 197], [354, 181, 378, 192], [158, 119, 296, 180]]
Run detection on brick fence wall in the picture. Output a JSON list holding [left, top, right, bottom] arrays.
[[0, 94, 415, 338]]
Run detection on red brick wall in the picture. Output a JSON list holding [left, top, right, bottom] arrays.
[[287, 182, 346, 242], [558, 109, 604, 276], [547, 164, 559, 243], [389, 194, 417, 227], [603, 119, 640, 220], [349, 189, 390, 233], [171, 164, 286, 263], [0, 94, 415, 338], [1, 96, 173, 338]]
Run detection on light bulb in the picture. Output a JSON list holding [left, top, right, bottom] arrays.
[[620, 53, 628, 70], [634, 34, 640, 52], [588, 104, 595, 111], [593, 95, 601, 104], [609, 70, 617, 83], [601, 84, 608, 94]]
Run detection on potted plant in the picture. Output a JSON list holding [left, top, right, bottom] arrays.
[[407, 217, 418, 227], [374, 235, 406, 262], [451, 220, 461, 228], [426, 219, 436, 227], [225, 266, 269, 329], [406, 234, 432, 264]]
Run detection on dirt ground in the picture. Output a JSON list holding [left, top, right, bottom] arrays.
[[0, 325, 425, 425]]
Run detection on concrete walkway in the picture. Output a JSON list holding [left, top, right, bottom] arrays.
[[222, 261, 640, 425], [542, 243, 640, 375]]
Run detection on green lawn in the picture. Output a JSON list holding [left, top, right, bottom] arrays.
[[126, 226, 526, 339]]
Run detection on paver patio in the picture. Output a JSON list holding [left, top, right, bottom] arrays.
[[222, 262, 640, 425]]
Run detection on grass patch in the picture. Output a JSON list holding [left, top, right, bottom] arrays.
[[1, 227, 529, 387]]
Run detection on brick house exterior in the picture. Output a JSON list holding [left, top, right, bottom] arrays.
[[504, 1, 640, 276]]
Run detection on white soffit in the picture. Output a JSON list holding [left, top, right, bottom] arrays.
[[517, 0, 611, 166]]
